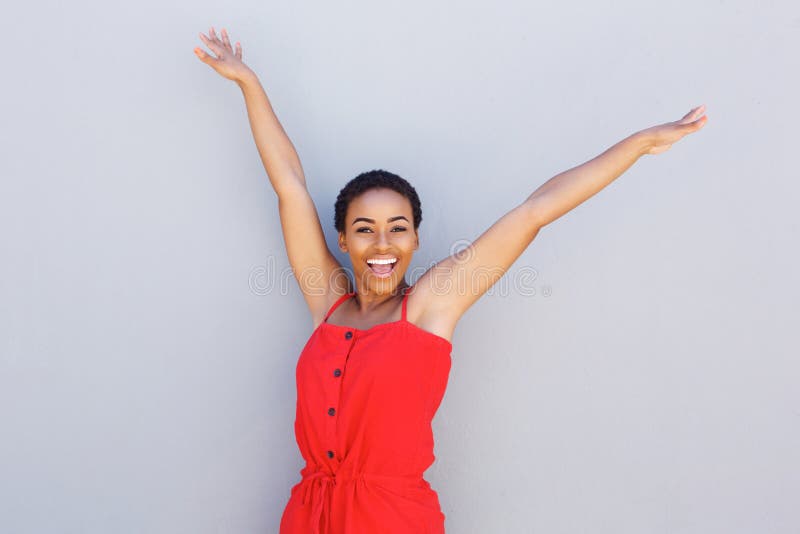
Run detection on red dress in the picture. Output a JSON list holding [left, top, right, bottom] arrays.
[[279, 286, 453, 533]]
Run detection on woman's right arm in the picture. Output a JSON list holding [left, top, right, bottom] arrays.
[[195, 27, 349, 320], [236, 71, 303, 195]]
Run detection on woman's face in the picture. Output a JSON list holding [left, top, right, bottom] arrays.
[[338, 188, 419, 294]]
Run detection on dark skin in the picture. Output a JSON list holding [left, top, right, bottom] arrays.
[[330, 188, 422, 332], [195, 27, 708, 345]]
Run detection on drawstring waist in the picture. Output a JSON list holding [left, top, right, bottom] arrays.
[[298, 465, 426, 534], [300, 469, 336, 534]]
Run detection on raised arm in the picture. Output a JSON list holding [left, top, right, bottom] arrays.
[[526, 105, 708, 227], [194, 27, 349, 320], [414, 105, 709, 325]]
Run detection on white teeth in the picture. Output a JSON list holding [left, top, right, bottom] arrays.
[[367, 258, 397, 265]]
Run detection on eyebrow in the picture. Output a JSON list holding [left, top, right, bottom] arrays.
[[352, 216, 410, 226]]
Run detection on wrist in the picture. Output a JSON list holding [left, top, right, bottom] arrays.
[[236, 68, 259, 89], [628, 129, 654, 157]]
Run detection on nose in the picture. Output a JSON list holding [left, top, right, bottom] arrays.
[[376, 228, 391, 249]]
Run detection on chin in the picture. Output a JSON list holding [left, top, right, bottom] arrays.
[[365, 270, 406, 293]]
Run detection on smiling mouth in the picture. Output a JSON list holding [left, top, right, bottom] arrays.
[[366, 259, 397, 278]]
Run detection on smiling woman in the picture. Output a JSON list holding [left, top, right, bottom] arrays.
[[193, 24, 707, 534], [334, 171, 421, 298]]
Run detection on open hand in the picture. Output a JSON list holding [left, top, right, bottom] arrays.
[[194, 27, 251, 83], [639, 105, 709, 155]]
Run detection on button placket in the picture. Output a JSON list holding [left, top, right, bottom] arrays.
[[326, 330, 354, 461]]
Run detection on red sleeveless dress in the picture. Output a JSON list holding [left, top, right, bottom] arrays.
[[279, 286, 453, 533]]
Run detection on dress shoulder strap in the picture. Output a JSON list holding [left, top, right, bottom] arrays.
[[401, 286, 411, 322], [323, 292, 355, 323]]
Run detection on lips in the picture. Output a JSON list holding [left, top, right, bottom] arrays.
[[366, 259, 397, 278]]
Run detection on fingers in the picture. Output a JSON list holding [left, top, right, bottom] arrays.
[[678, 104, 706, 124], [199, 27, 242, 61], [221, 28, 233, 52], [194, 45, 221, 67], [689, 114, 708, 131], [193, 47, 210, 62], [199, 32, 225, 59], [209, 26, 221, 44], [677, 112, 708, 137], [218, 28, 242, 60], [686, 104, 708, 130]]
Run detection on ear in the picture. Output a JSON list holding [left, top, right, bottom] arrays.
[[338, 232, 348, 253], [414, 229, 419, 250]]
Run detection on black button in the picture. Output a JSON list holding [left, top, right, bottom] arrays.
[[328, 407, 336, 416], [344, 331, 353, 340], [326, 450, 334, 459], [333, 368, 342, 377]]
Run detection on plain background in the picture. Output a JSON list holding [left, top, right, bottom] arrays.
[[1, 0, 798, 532]]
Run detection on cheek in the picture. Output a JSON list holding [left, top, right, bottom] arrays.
[[399, 231, 417, 243]]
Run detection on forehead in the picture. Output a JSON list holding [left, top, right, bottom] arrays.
[[348, 188, 411, 217]]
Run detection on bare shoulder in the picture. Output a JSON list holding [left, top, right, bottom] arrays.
[[309, 284, 354, 331], [405, 278, 459, 345]]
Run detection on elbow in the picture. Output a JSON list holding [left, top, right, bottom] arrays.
[[522, 197, 548, 230]]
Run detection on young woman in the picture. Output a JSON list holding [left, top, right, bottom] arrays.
[[194, 27, 707, 534]]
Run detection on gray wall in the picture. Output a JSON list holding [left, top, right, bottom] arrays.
[[2, 0, 798, 532]]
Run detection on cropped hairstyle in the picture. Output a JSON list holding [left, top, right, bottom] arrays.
[[334, 169, 422, 233]]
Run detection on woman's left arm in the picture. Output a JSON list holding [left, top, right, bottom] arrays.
[[414, 105, 708, 323], [527, 105, 708, 227]]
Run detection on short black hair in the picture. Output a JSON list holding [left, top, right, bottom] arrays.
[[334, 169, 422, 233]]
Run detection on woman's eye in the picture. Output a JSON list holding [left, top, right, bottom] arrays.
[[356, 227, 407, 233]]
